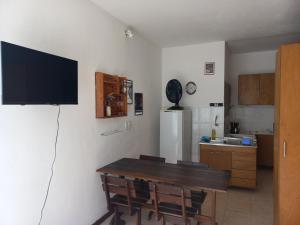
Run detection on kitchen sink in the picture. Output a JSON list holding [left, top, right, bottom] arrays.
[[223, 137, 243, 145], [208, 136, 256, 147]]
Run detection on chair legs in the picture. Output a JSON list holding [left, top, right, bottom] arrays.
[[109, 206, 125, 225], [136, 208, 141, 225], [161, 215, 166, 225], [147, 211, 154, 220], [114, 206, 120, 225], [107, 205, 145, 225]]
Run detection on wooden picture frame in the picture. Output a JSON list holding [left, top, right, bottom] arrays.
[[204, 62, 215, 75]]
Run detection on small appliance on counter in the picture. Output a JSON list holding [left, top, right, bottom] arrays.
[[201, 136, 210, 143], [241, 136, 252, 146], [230, 122, 240, 134]]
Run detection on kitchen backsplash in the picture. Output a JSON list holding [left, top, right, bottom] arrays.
[[229, 105, 274, 134], [191, 105, 224, 161]]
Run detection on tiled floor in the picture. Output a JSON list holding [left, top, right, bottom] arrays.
[[103, 169, 273, 225]]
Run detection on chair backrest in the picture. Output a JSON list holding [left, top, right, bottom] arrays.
[[139, 154, 166, 163], [149, 182, 192, 221], [177, 160, 209, 168], [101, 175, 135, 210], [101, 175, 149, 211]]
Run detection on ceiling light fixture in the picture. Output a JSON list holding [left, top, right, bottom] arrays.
[[124, 27, 135, 39]]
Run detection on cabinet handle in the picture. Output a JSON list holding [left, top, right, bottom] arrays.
[[283, 141, 287, 158]]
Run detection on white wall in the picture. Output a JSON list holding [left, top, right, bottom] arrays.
[[228, 50, 276, 133], [162, 42, 225, 161], [162, 42, 225, 107], [0, 1, 161, 225]]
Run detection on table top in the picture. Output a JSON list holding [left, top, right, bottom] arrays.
[[96, 158, 230, 192]]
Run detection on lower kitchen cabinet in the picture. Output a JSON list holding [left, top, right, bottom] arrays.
[[231, 177, 256, 188], [200, 144, 257, 189], [209, 150, 232, 171]]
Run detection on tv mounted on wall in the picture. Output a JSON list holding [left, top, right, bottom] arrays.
[[1, 41, 78, 105]]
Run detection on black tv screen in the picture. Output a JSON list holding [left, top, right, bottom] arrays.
[[1, 41, 78, 105]]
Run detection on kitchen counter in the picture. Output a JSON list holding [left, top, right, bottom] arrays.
[[199, 142, 257, 188], [255, 132, 274, 135], [199, 141, 257, 148]]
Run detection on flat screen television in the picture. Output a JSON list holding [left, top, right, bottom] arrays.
[[1, 41, 78, 105]]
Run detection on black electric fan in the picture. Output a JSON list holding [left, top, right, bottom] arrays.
[[166, 79, 183, 110]]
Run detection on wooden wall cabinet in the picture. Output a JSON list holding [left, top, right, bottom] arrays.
[[95, 72, 127, 118], [238, 74, 260, 105], [259, 74, 275, 104], [200, 144, 257, 189], [238, 73, 275, 105], [256, 134, 274, 167]]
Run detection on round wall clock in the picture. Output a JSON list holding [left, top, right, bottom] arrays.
[[185, 81, 197, 95]]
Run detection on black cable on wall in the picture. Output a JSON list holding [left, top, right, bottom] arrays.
[[38, 106, 61, 225]]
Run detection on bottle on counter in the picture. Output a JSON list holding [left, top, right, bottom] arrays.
[[211, 128, 216, 140]]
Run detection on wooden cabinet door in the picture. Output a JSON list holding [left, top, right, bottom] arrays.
[[275, 43, 300, 225], [199, 146, 210, 165], [238, 75, 260, 105], [274, 51, 281, 225], [209, 150, 232, 171], [259, 73, 275, 105], [257, 134, 274, 167]]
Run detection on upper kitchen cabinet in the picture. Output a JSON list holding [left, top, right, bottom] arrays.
[[238, 74, 260, 105], [238, 73, 275, 105], [259, 74, 275, 105]]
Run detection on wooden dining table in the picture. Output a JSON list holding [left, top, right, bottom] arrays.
[[95, 158, 230, 225]]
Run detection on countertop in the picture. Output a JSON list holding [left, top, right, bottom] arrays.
[[199, 141, 257, 148], [255, 132, 274, 136]]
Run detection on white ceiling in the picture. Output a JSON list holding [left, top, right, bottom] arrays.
[[228, 33, 300, 53], [91, 0, 300, 52]]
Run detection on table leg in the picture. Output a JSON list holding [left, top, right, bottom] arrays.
[[210, 191, 217, 225]]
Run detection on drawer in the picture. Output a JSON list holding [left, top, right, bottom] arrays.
[[232, 160, 256, 171], [232, 152, 256, 162], [231, 177, 256, 189], [232, 169, 256, 179]]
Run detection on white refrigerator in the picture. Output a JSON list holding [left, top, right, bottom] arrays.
[[160, 109, 192, 163]]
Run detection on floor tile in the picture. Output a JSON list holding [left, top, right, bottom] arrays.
[[223, 210, 252, 225]]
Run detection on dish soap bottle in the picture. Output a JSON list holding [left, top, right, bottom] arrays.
[[211, 128, 216, 140]]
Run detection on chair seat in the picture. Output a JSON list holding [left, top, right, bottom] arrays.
[[156, 191, 207, 217], [158, 203, 198, 217], [133, 179, 150, 199], [111, 195, 148, 208], [191, 191, 207, 209]]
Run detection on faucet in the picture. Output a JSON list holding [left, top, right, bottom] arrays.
[[214, 115, 219, 127]]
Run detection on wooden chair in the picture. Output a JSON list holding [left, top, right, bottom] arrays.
[[139, 154, 166, 163], [177, 160, 209, 168], [101, 175, 149, 225], [148, 182, 210, 225], [138, 154, 166, 220], [177, 160, 208, 218]]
